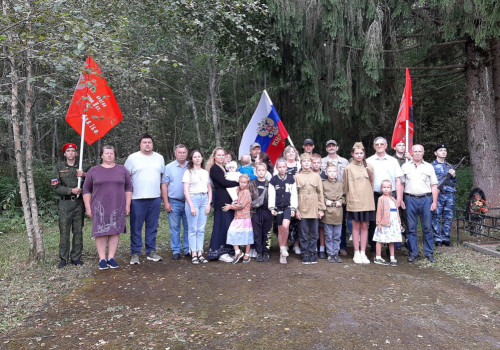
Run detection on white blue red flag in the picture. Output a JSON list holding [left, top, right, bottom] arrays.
[[239, 90, 289, 165]]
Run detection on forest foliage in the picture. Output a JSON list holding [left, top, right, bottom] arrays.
[[1, 0, 499, 236]]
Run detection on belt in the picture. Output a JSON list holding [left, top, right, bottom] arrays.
[[405, 193, 431, 198], [60, 195, 79, 201]]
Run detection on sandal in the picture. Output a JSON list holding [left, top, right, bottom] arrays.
[[197, 255, 208, 264], [232, 251, 243, 264], [243, 254, 250, 263], [191, 256, 200, 265]]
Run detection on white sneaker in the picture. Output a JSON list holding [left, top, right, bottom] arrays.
[[218, 253, 233, 263], [353, 251, 362, 264], [360, 252, 371, 264], [293, 246, 301, 254], [249, 248, 258, 258], [280, 246, 289, 257]]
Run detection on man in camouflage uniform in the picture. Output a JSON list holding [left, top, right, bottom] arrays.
[[52, 143, 90, 268], [431, 143, 456, 247]]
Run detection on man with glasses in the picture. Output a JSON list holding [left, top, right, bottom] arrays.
[[367, 137, 404, 259]]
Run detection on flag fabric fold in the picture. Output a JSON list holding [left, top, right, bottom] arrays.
[[239, 91, 289, 165], [65, 56, 123, 145], [391, 67, 414, 150]]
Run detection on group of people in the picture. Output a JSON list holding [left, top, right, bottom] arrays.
[[52, 134, 458, 270]]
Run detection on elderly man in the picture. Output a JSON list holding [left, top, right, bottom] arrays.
[[125, 134, 165, 265], [161, 144, 190, 260], [367, 137, 404, 257], [321, 140, 349, 255], [399, 144, 438, 263]]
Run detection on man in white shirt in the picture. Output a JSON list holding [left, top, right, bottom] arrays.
[[367, 137, 404, 256], [399, 144, 438, 263], [125, 135, 165, 265]]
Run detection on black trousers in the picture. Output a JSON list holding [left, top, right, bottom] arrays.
[[251, 207, 273, 254]]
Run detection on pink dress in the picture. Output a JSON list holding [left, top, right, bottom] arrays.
[[226, 189, 254, 245]]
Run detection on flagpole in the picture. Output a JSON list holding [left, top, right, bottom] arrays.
[[287, 136, 295, 149], [405, 120, 409, 163], [77, 113, 86, 189]]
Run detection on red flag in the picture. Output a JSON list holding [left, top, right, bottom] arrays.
[[391, 68, 414, 150], [65, 56, 123, 145]]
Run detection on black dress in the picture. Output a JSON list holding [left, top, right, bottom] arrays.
[[207, 164, 239, 259]]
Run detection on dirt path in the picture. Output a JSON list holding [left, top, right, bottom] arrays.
[[2, 252, 499, 349]]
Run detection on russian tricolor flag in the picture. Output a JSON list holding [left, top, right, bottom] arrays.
[[239, 91, 289, 165]]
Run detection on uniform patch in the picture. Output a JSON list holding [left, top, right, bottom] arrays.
[[51, 179, 59, 186]]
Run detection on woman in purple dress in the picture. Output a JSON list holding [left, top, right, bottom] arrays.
[[83, 145, 133, 270]]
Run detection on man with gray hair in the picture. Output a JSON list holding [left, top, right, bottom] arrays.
[[161, 144, 190, 260], [367, 136, 404, 261], [399, 144, 438, 263]]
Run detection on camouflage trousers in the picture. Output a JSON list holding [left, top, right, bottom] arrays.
[[432, 192, 456, 242], [58, 198, 85, 262]]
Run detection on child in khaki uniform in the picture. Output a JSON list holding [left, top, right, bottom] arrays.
[[295, 153, 326, 264], [321, 165, 345, 263]]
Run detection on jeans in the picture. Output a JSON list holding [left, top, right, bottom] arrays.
[[185, 193, 208, 252], [130, 197, 162, 255], [168, 198, 189, 255], [405, 195, 434, 257], [298, 218, 319, 256], [324, 223, 342, 256]]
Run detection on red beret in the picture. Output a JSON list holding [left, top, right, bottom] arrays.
[[62, 143, 77, 153]]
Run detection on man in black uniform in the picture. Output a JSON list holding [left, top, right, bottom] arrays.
[[52, 143, 89, 268]]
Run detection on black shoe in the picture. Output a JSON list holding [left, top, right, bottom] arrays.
[[57, 259, 67, 268], [319, 251, 327, 259], [426, 255, 436, 263], [256, 253, 264, 262], [262, 252, 270, 261], [435, 241, 442, 247], [172, 253, 181, 260], [441, 241, 453, 247], [71, 259, 84, 266], [408, 255, 417, 262], [184, 252, 191, 257]]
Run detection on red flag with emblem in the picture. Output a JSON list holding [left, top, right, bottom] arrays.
[[391, 67, 414, 150], [65, 56, 123, 145]]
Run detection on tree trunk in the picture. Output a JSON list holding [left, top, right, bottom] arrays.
[[465, 40, 500, 209], [208, 57, 221, 147], [3, 0, 36, 255], [186, 85, 203, 148], [24, 9, 45, 260], [490, 38, 500, 148]]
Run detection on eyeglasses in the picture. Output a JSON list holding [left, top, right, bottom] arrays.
[[375, 143, 386, 146]]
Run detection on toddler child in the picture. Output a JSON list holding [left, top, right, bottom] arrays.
[[223, 174, 254, 263], [373, 179, 402, 266]]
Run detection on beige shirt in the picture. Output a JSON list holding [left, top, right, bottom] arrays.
[[401, 160, 438, 195], [294, 169, 326, 218], [321, 179, 345, 225], [343, 162, 375, 212]]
